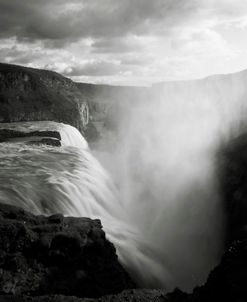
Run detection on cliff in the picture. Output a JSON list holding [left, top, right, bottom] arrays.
[[0, 63, 89, 133], [0, 203, 134, 299], [76, 83, 148, 143]]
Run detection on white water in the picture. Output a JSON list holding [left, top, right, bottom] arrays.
[[2, 74, 247, 293], [0, 121, 144, 285], [0, 122, 121, 231]]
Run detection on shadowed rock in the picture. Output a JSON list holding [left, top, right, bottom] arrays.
[[0, 203, 134, 299], [0, 129, 62, 146], [0, 63, 89, 133]]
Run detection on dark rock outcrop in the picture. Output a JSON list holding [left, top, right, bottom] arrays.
[[0, 129, 62, 146], [0, 63, 89, 132], [218, 133, 247, 242], [0, 203, 134, 300], [187, 238, 247, 302], [159, 132, 247, 302]]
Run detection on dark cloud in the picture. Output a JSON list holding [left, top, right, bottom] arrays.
[[0, 0, 199, 45], [0, 1, 247, 83], [1, 0, 246, 49]]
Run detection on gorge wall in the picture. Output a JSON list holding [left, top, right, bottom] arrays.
[[0, 63, 89, 132]]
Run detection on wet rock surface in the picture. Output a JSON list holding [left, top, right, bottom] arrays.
[[0, 129, 62, 146], [0, 203, 134, 300]]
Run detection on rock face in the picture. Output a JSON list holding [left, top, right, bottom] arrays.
[[161, 132, 247, 302], [0, 63, 89, 132], [218, 133, 247, 242], [0, 203, 134, 299]]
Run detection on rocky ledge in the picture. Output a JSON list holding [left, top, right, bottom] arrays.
[[0, 129, 61, 146], [0, 203, 134, 300]]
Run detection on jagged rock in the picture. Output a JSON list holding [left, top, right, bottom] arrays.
[[0, 203, 134, 300]]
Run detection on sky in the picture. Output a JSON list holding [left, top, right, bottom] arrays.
[[1, 0, 247, 85]]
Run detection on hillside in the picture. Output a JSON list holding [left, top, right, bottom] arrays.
[[0, 63, 89, 132], [0, 63, 147, 140]]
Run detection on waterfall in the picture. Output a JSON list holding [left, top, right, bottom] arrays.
[[2, 74, 247, 294], [92, 99, 227, 291], [0, 117, 223, 291], [0, 121, 120, 232], [90, 75, 247, 291], [0, 121, 145, 287]]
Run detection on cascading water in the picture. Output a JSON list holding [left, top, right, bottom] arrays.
[[2, 73, 247, 293], [91, 99, 227, 291], [90, 74, 247, 291], [0, 121, 147, 287], [0, 122, 125, 241]]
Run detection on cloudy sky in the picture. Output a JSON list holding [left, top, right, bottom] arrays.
[[1, 0, 247, 85]]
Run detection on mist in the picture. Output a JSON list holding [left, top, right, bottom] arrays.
[[91, 70, 247, 291], [1, 71, 247, 293]]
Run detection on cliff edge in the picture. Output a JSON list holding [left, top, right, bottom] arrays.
[[0, 63, 89, 132]]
